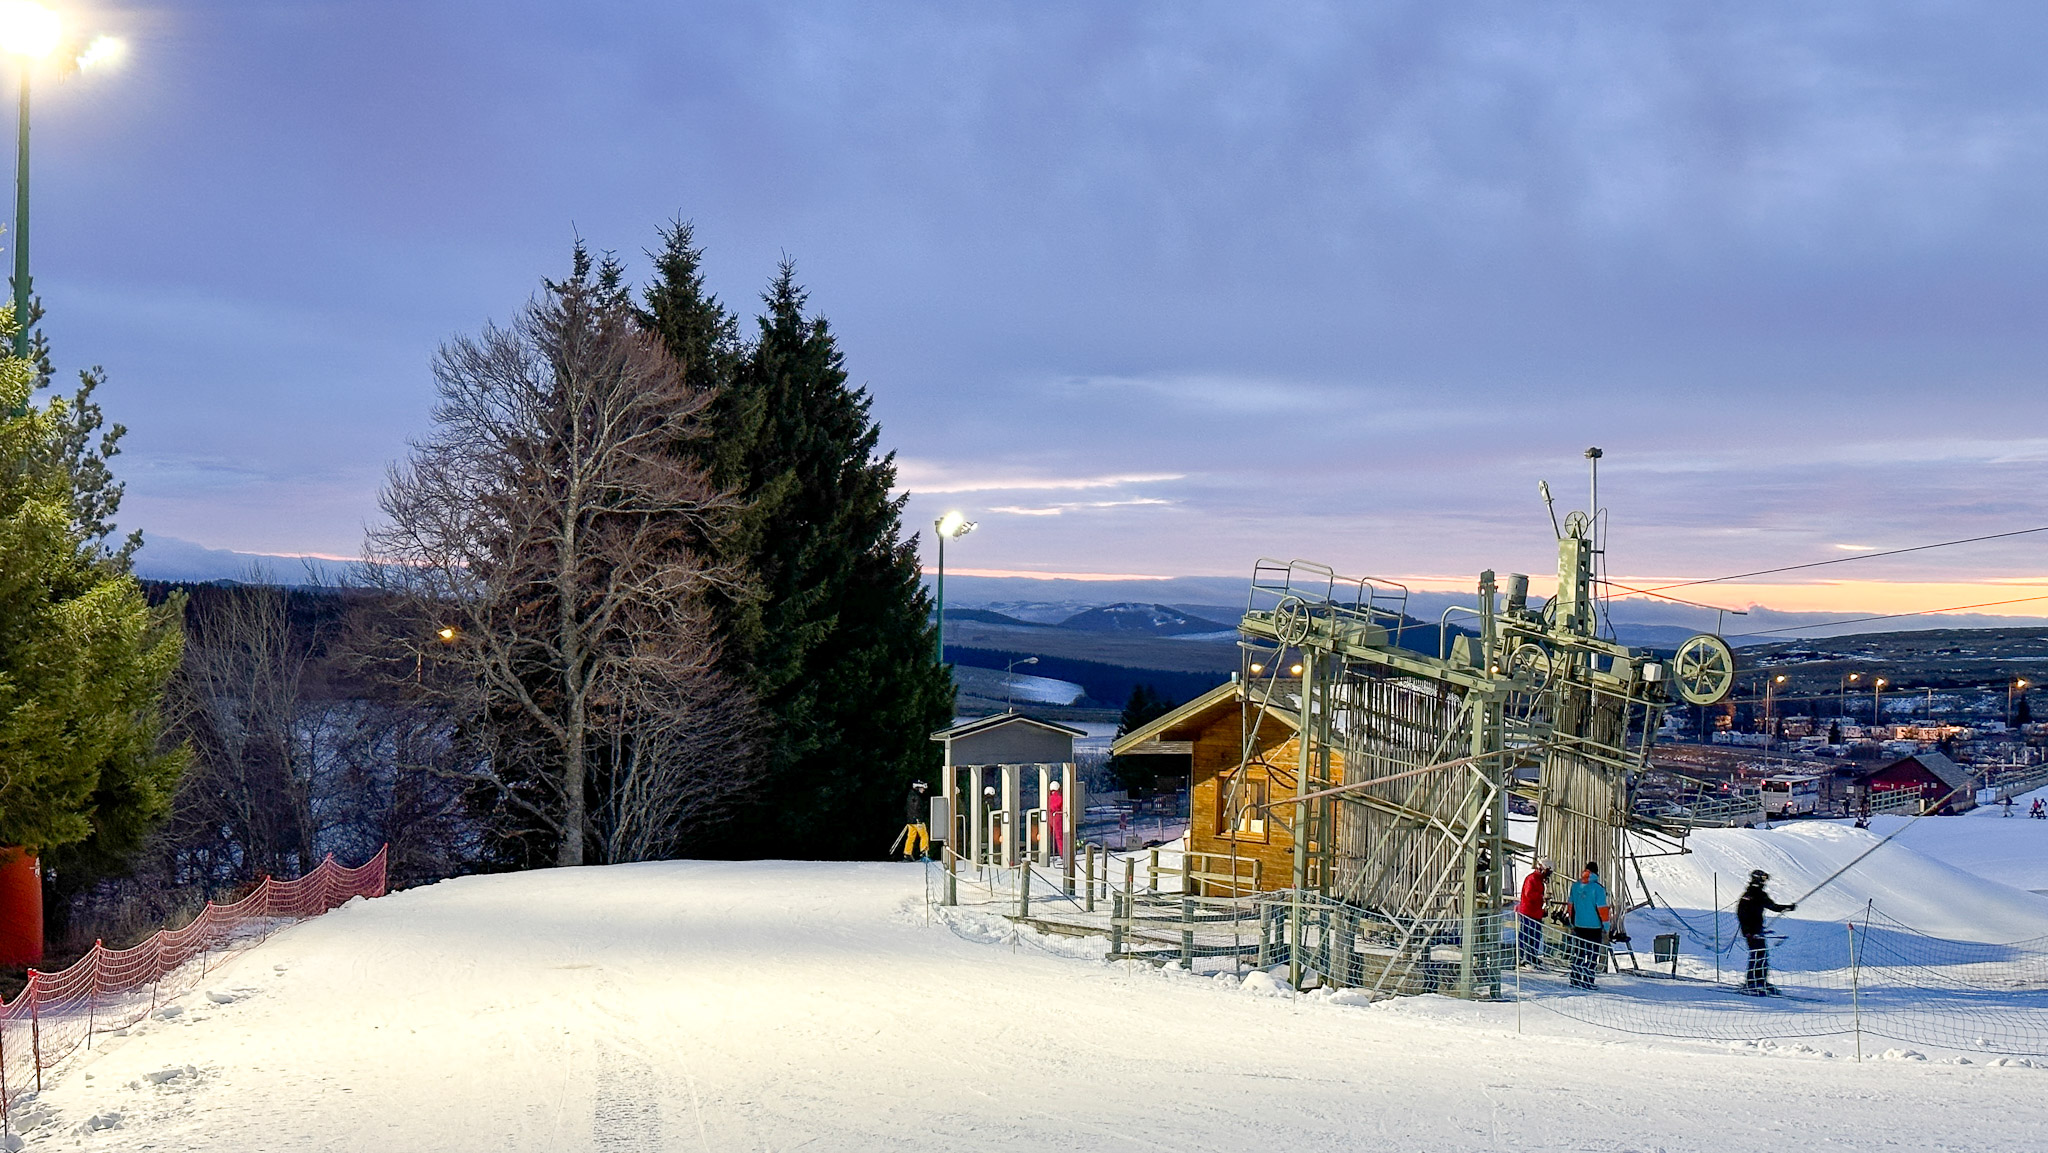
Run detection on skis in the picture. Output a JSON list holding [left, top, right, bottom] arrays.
[[1725, 985, 1825, 1003]]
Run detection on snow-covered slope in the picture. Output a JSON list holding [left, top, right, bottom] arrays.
[[1633, 821, 2048, 943], [1836, 785, 2048, 894], [17, 860, 2048, 1151]]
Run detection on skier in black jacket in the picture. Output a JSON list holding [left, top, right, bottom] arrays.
[[899, 781, 932, 861], [1736, 869, 1796, 994]]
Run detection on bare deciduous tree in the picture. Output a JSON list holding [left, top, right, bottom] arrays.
[[367, 249, 756, 866]]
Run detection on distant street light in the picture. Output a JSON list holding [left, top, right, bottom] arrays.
[[0, 2, 125, 359], [1873, 678, 1887, 731], [1003, 655, 1038, 711], [931, 511, 975, 667], [1764, 674, 1787, 766], [1840, 672, 1861, 720], [2013, 677, 2032, 729]]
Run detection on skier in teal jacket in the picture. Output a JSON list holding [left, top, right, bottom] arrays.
[[1566, 861, 1610, 989]]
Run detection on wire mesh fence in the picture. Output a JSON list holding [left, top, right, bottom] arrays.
[[0, 847, 388, 1109], [941, 849, 2048, 1058]]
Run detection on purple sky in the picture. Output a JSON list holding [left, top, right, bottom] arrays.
[[25, 2, 2048, 615]]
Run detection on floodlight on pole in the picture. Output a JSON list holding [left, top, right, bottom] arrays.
[[1004, 655, 1038, 711], [932, 511, 975, 667], [1, 2, 126, 363], [2013, 677, 2031, 729]]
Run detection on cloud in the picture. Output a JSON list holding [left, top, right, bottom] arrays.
[[894, 462, 1186, 494], [986, 498, 1175, 516]]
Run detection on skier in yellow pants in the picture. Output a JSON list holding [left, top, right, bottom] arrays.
[[899, 780, 932, 860]]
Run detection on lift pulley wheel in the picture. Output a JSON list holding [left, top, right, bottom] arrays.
[[1508, 642, 1553, 692], [1273, 595, 1315, 646], [1673, 633, 1735, 706]]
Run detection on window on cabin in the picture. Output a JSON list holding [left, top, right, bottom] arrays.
[[1217, 765, 1272, 842]]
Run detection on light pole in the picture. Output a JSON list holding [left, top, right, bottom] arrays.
[[1, 5, 123, 360], [932, 511, 975, 666], [1872, 678, 1887, 732], [2013, 678, 2031, 729], [1765, 674, 1786, 766], [1004, 656, 1038, 711]]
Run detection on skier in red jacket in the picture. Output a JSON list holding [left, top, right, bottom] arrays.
[[1516, 858, 1552, 966]]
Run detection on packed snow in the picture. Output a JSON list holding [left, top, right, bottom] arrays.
[[12, 843, 2048, 1151]]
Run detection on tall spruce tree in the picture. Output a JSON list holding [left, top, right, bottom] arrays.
[[641, 228, 952, 858], [0, 311, 186, 904]]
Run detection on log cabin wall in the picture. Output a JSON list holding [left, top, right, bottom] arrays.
[[1185, 710, 1346, 896]]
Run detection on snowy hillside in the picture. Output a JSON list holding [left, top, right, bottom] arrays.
[[1633, 821, 2048, 943], [15, 857, 2048, 1151]]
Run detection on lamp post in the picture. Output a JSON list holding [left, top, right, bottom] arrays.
[[1872, 678, 1887, 732], [1, 5, 123, 359], [1765, 674, 1786, 765], [2013, 678, 2032, 729], [932, 511, 975, 666], [1003, 655, 1038, 711], [1841, 672, 1860, 721]]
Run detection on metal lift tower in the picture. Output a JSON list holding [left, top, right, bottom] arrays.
[[1231, 451, 1734, 997]]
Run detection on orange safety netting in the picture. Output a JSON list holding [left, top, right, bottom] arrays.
[[0, 846, 388, 1109]]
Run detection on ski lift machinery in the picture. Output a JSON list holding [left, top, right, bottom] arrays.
[[1231, 448, 1735, 998]]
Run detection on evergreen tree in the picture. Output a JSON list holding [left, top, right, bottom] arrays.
[[642, 236, 951, 858], [1108, 685, 1179, 797], [0, 313, 185, 901]]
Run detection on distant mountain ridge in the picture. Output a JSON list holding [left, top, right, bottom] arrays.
[[1056, 602, 1234, 635]]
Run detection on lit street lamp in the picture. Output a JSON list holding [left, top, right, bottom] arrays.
[[2013, 677, 2032, 729], [1873, 677, 1887, 731], [1764, 674, 1786, 766], [931, 511, 975, 666], [1840, 672, 1860, 721], [1003, 655, 1038, 711], [1, 2, 125, 359]]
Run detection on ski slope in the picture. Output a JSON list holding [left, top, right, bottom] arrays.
[[13, 860, 2048, 1151], [1633, 821, 2048, 944]]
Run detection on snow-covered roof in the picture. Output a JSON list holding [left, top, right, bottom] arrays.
[[931, 712, 1087, 741], [1110, 680, 1300, 757]]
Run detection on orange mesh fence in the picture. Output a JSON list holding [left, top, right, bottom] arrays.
[[0, 846, 387, 1108]]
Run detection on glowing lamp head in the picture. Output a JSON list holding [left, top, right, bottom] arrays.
[[1774, 675, 1786, 684], [0, 1, 60, 59], [436, 626, 460, 643], [2019, 679, 2031, 690], [1875, 679, 1886, 689], [1248, 663, 1263, 674], [934, 511, 975, 540], [1848, 673, 1860, 682], [75, 34, 123, 72], [1289, 663, 1304, 676]]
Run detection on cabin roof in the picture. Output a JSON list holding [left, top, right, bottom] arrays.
[[1110, 680, 1299, 757]]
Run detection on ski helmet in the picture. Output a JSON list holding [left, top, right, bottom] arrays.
[[1750, 869, 1770, 884]]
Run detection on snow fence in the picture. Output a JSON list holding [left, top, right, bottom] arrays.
[[0, 846, 388, 1109]]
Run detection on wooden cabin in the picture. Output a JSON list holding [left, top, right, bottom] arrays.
[[1855, 751, 1977, 815], [1111, 681, 1345, 895]]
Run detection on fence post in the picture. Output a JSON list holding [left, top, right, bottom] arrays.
[[1148, 848, 1159, 893], [1084, 845, 1096, 914], [29, 973, 41, 1092], [85, 941, 102, 1050], [1181, 896, 1195, 970], [1850, 918, 1863, 1063], [1018, 862, 1030, 919], [1109, 891, 1125, 958], [1713, 873, 1720, 984]]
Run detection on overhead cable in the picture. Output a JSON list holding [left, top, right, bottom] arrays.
[[1632, 525, 2048, 594]]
